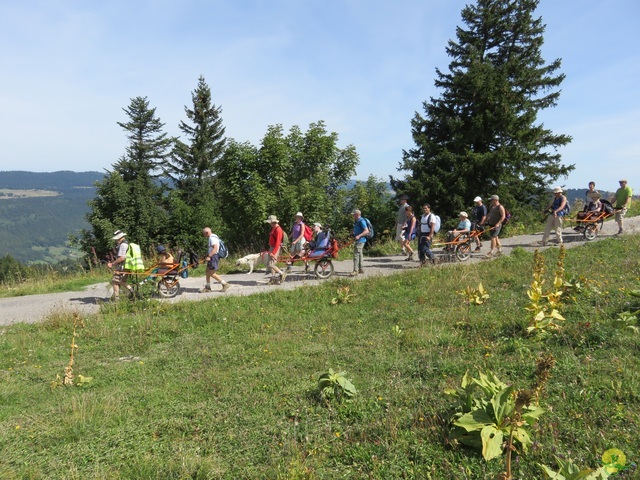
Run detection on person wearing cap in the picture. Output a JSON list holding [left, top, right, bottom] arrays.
[[445, 212, 471, 250], [265, 215, 288, 284], [288, 212, 307, 265], [350, 209, 369, 276], [200, 227, 231, 293], [541, 187, 568, 246], [401, 205, 417, 261], [154, 245, 175, 275], [471, 196, 487, 252], [306, 222, 330, 263], [107, 230, 134, 300], [484, 195, 506, 257], [395, 195, 410, 255], [612, 179, 633, 235]]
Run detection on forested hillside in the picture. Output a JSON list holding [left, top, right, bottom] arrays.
[[0, 171, 103, 263]]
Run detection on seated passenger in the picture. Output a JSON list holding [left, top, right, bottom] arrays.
[[155, 245, 175, 274], [445, 212, 471, 250], [307, 223, 330, 257], [577, 195, 602, 221]]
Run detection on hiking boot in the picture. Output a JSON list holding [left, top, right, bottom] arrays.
[[431, 257, 436, 265], [405, 252, 414, 261], [616, 229, 623, 235], [350, 271, 358, 277], [220, 283, 231, 293], [485, 251, 494, 258], [474, 245, 482, 252], [358, 269, 365, 274], [199, 285, 212, 293], [495, 250, 502, 257]]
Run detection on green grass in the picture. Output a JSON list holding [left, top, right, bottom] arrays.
[[1, 236, 639, 479]]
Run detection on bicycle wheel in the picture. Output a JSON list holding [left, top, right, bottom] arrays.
[[158, 278, 180, 298], [584, 224, 598, 241], [455, 243, 471, 261], [314, 259, 334, 279]]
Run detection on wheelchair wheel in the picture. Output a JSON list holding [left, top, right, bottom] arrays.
[[158, 278, 180, 298], [455, 243, 471, 261], [584, 224, 598, 241], [314, 259, 334, 279]]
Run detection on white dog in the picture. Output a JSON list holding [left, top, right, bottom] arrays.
[[235, 252, 269, 274]]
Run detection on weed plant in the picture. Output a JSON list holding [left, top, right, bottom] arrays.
[[0, 236, 639, 478]]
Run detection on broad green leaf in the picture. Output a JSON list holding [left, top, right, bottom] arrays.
[[522, 406, 545, 424], [453, 409, 494, 432], [490, 386, 514, 424], [512, 426, 532, 451], [539, 463, 567, 480], [480, 425, 504, 461]]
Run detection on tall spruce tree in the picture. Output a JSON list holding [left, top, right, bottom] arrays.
[[167, 75, 226, 201], [79, 97, 171, 259], [165, 76, 227, 251], [392, 0, 573, 218]]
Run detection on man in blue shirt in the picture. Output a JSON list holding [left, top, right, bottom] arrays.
[[350, 209, 369, 276]]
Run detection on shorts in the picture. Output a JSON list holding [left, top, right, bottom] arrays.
[[207, 254, 220, 271], [111, 271, 129, 285], [615, 207, 628, 222], [489, 225, 502, 238], [290, 240, 305, 256]]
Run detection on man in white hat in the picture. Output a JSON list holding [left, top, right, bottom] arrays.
[[471, 196, 487, 252], [395, 195, 410, 255], [107, 230, 134, 300], [199, 227, 231, 293], [265, 215, 288, 284], [542, 187, 568, 246], [612, 179, 633, 235]]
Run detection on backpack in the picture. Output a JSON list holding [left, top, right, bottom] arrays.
[[428, 214, 441, 233], [503, 209, 512, 225], [124, 242, 145, 272], [562, 198, 571, 216], [211, 234, 229, 259], [363, 218, 374, 239], [302, 223, 313, 242]]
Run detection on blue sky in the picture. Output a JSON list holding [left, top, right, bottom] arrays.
[[0, 0, 638, 190]]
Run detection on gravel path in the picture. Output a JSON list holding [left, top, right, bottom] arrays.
[[1, 216, 637, 326]]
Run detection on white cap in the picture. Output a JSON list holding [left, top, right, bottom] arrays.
[[473, 196, 482, 202]]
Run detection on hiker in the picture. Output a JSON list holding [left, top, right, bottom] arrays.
[[107, 230, 134, 300], [265, 215, 288, 284], [612, 179, 633, 235], [541, 187, 568, 246], [289, 212, 307, 259], [472, 196, 487, 252], [484, 195, 506, 257], [401, 205, 417, 261], [417, 204, 437, 266], [350, 209, 369, 276], [199, 227, 231, 293], [395, 195, 410, 255], [155, 245, 174, 274], [586, 181, 600, 204]]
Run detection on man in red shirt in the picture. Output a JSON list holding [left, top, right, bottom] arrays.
[[265, 215, 287, 284]]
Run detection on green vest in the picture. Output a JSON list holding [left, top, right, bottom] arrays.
[[124, 243, 145, 272]]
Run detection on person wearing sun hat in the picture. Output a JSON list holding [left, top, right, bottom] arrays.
[[107, 230, 134, 300], [612, 179, 633, 235], [264, 215, 287, 284], [541, 187, 568, 246], [288, 212, 307, 263]]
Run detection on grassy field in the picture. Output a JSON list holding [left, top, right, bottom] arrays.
[[1, 235, 639, 479]]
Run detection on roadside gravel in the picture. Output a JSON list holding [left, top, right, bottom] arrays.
[[1, 216, 637, 326]]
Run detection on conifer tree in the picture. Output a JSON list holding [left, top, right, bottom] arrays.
[[79, 97, 171, 258], [392, 0, 573, 218], [167, 75, 226, 201]]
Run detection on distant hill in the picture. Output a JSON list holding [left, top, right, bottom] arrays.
[[0, 171, 104, 263]]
